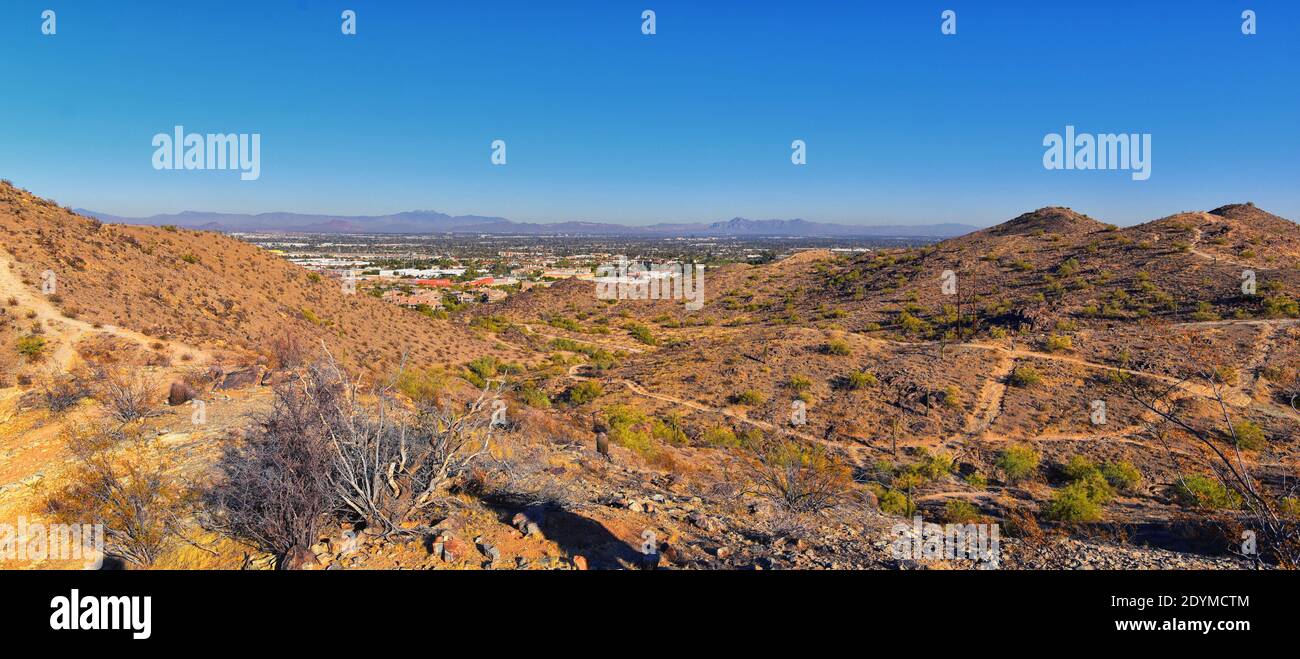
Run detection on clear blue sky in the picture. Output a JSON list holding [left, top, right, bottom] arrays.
[[1, 0, 1296, 227]]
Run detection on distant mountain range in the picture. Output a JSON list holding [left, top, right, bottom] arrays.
[[75, 209, 977, 239]]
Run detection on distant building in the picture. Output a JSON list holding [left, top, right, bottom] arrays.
[[382, 289, 444, 308], [379, 268, 466, 278], [414, 278, 453, 288], [541, 268, 594, 280]]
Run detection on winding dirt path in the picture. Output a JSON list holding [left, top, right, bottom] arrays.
[[0, 256, 211, 369]]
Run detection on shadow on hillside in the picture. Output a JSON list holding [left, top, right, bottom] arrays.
[[539, 508, 643, 569], [477, 497, 641, 569]]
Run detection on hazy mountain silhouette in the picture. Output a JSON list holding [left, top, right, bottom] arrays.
[[76, 209, 977, 238]]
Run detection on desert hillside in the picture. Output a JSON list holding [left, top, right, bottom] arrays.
[[471, 203, 1300, 561], [0, 180, 527, 380], [3, 184, 1298, 571]]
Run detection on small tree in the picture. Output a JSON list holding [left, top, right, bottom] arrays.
[[1118, 333, 1300, 566]]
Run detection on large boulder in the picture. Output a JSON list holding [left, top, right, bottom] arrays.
[[218, 366, 266, 390]]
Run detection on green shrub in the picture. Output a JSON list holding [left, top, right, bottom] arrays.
[[823, 338, 851, 356], [995, 444, 1040, 483], [943, 500, 982, 524], [940, 385, 962, 408], [788, 375, 813, 392], [964, 473, 987, 489], [916, 449, 956, 480], [566, 381, 604, 405], [606, 404, 647, 429], [547, 315, 581, 332], [397, 367, 448, 404], [1100, 460, 1142, 494], [1045, 334, 1073, 352], [625, 323, 658, 346], [733, 389, 766, 406], [877, 489, 916, 517], [1044, 482, 1104, 522], [1231, 421, 1267, 451], [1073, 470, 1114, 505], [738, 427, 765, 449], [700, 426, 740, 449], [1173, 474, 1242, 510], [517, 383, 552, 409], [1061, 455, 1098, 481], [1008, 365, 1042, 387], [846, 370, 877, 389], [16, 335, 46, 360], [466, 356, 500, 381], [650, 416, 688, 446], [470, 315, 509, 332]]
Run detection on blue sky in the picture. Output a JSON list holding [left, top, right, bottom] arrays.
[[0, 0, 1296, 227]]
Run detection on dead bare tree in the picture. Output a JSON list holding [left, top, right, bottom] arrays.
[[204, 362, 339, 569], [324, 357, 499, 536]]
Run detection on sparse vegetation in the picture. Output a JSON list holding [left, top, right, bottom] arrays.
[[44, 423, 189, 567], [1172, 474, 1242, 510], [16, 334, 46, 361], [1008, 365, 1042, 388], [995, 444, 1040, 483], [823, 338, 851, 356], [750, 439, 851, 514], [625, 322, 658, 346], [943, 499, 982, 524], [565, 380, 603, 405]]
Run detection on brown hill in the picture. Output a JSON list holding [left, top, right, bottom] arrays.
[[470, 204, 1299, 542], [0, 180, 528, 379]]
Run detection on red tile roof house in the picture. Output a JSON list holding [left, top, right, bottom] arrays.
[[415, 279, 453, 287], [381, 289, 443, 308], [467, 277, 495, 287]]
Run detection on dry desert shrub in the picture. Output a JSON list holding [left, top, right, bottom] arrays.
[[94, 365, 161, 423], [205, 355, 500, 568], [749, 436, 851, 514], [36, 369, 93, 414], [43, 423, 191, 568], [267, 331, 308, 370]]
